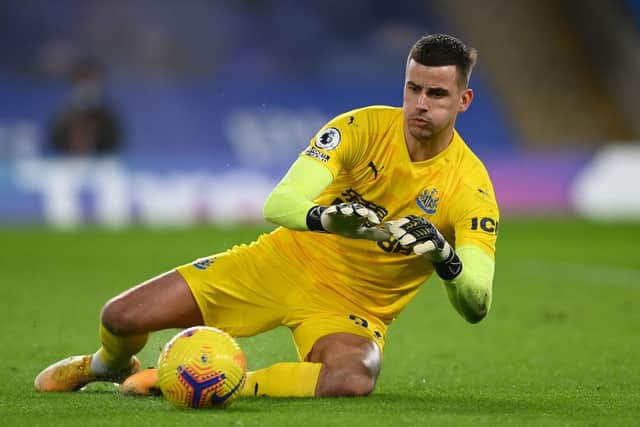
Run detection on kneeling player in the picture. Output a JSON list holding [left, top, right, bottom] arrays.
[[35, 33, 498, 398]]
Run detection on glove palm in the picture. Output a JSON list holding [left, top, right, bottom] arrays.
[[385, 215, 462, 280], [386, 215, 452, 261], [320, 203, 390, 241]]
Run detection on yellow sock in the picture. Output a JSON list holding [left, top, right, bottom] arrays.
[[93, 324, 148, 372], [241, 362, 322, 398]]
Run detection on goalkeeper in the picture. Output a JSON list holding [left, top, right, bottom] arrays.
[[35, 33, 499, 398]]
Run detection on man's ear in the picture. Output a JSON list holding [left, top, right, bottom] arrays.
[[458, 88, 473, 112]]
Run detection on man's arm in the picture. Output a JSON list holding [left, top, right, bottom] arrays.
[[263, 156, 333, 230], [386, 216, 494, 323], [441, 245, 494, 323]]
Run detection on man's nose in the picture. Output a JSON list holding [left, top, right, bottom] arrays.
[[417, 93, 429, 110]]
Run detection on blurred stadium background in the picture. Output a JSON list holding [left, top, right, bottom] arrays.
[[2, 3, 640, 425], [1, 0, 639, 227]]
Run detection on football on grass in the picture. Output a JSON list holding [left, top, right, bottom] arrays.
[[157, 326, 247, 409]]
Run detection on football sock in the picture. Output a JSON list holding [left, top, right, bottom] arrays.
[[91, 324, 148, 376], [241, 362, 322, 398]]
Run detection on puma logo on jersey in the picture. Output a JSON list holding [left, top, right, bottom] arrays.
[[367, 161, 383, 179]]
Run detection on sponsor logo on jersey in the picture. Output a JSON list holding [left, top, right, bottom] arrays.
[[192, 256, 215, 270], [416, 188, 439, 215], [303, 146, 330, 162], [333, 188, 388, 222], [471, 216, 499, 234], [315, 127, 341, 151]]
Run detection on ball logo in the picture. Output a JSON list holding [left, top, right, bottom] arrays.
[[315, 127, 341, 151]]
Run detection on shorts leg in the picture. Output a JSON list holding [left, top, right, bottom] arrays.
[[292, 310, 386, 362], [175, 236, 302, 338]]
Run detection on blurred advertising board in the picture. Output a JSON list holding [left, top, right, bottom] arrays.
[[1, 77, 636, 226]]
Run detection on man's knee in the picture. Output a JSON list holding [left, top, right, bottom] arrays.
[[318, 368, 376, 397], [310, 333, 382, 397], [99, 270, 203, 336], [100, 296, 140, 335]]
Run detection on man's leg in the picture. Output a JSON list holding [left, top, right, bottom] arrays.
[[309, 333, 381, 397], [241, 332, 381, 397], [34, 270, 203, 391]]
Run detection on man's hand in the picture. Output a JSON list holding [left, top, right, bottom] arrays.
[[387, 216, 491, 321], [316, 203, 390, 241], [385, 215, 462, 280], [385, 215, 452, 261]]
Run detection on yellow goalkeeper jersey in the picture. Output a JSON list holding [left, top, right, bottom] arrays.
[[269, 105, 499, 323]]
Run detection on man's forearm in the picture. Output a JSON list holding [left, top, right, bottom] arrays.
[[442, 245, 495, 323], [263, 156, 333, 230]]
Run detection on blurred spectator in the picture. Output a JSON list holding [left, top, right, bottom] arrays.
[[49, 58, 122, 156]]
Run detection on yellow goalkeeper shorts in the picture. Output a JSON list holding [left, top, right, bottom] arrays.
[[175, 233, 386, 361]]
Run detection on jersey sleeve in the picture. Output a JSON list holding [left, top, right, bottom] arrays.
[[263, 156, 334, 230], [299, 111, 367, 178], [450, 171, 500, 258]]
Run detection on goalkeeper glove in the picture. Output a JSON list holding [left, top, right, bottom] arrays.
[[306, 203, 390, 241], [386, 215, 462, 280]]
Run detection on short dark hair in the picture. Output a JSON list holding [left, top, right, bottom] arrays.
[[409, 34, 477, 87]]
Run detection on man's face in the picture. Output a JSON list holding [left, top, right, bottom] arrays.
[[402, 59, 472, 143]]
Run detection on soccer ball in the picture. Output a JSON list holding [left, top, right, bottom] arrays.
[[157, 326, 247, 409]]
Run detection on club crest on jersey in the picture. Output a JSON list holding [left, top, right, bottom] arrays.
[[416, 188, 439, 215], [193, 256, 215, 270], [315, 127, 341, 151]]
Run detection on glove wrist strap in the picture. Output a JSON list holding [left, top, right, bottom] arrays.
[[306, 205, 327, 232], [433, 250, 462, 281]]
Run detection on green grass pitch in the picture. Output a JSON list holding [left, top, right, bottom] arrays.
[[1, 218, 639, 426]]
